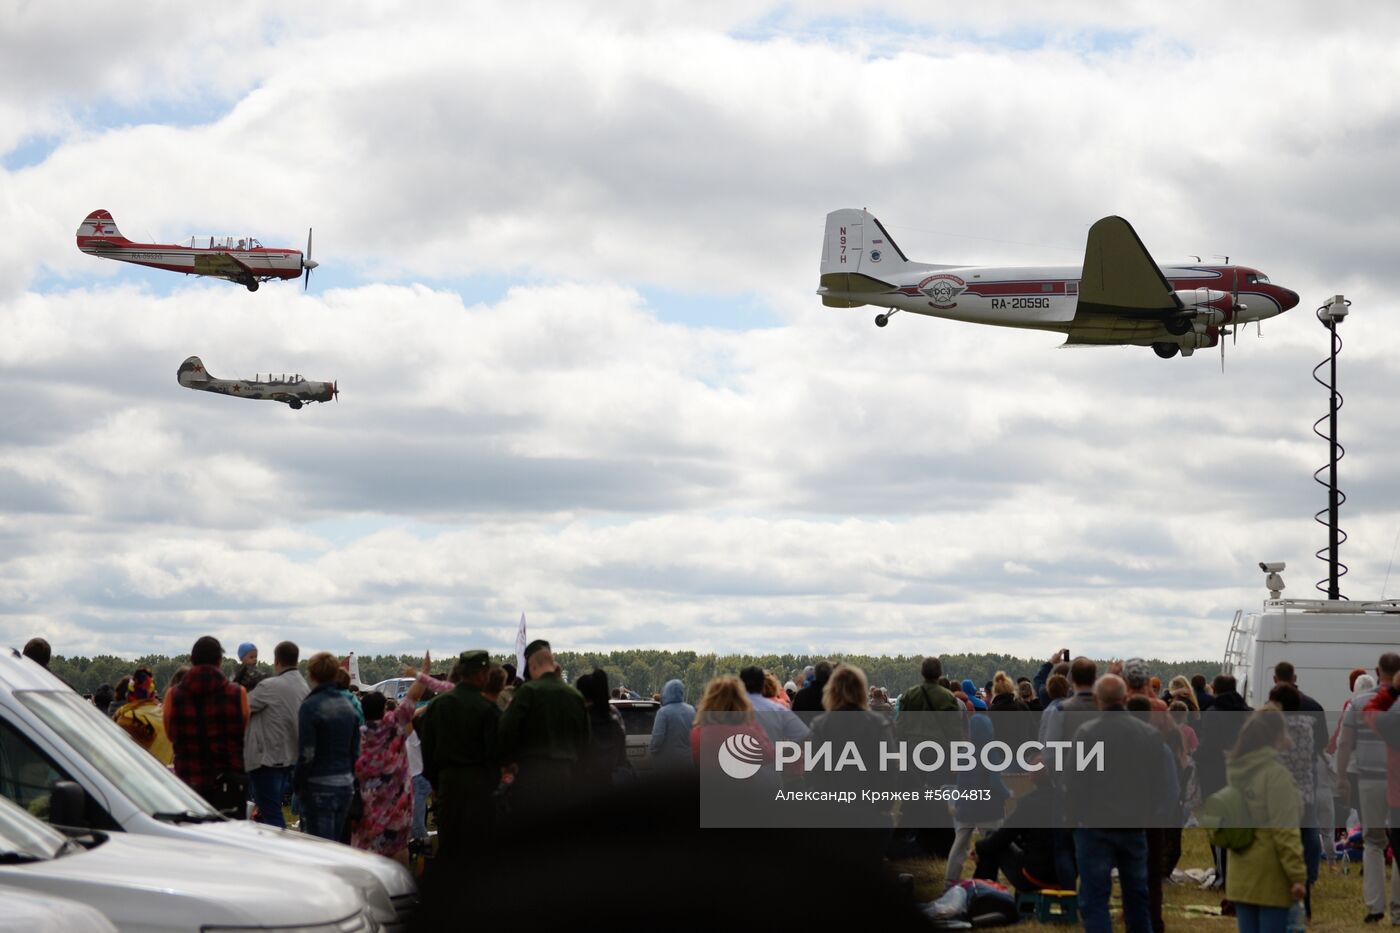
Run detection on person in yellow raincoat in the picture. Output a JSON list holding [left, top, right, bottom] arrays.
[[113, 668, 173, 766]]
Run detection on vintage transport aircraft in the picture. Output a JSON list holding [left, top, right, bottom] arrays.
[[177, 356, 336, 410], [76, 210, 317, 291], [817, 209, 1299, 359]]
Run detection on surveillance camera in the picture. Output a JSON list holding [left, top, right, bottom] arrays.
[[1259, 561, 1286, 573]]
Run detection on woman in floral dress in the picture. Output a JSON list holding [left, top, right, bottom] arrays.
[[352, 680, 425, 862]]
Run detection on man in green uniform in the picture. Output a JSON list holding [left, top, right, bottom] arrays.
[[497, 639, 589, 818], [418, 650, 500, 859]]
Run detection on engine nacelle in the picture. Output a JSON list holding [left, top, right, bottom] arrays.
[[1179, 327, 1220, 350], [1173, 288, 1233, 311]]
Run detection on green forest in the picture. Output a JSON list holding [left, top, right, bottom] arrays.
[[47, 649, 1220, 701]]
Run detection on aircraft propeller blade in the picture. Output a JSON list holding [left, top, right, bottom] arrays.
[[302, 227, 317, 291]]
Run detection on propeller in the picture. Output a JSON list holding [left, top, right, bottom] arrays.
[[333, 380, 338, 402], [302, 227, 317, 291]]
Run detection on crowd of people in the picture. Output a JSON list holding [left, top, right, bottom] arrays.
[[18, 633, 1400, 931]]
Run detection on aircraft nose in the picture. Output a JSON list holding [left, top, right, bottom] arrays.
[[1279, 287, 1299, 310]]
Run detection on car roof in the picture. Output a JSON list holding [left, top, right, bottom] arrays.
[[0, 647, 72, 691], [609, 698, 659, 707]]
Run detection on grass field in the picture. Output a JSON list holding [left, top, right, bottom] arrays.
[[893, 829, 1376, 930]]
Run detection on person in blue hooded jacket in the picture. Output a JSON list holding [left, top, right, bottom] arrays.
[[648, 679, 696, 770], [944, 712, 1011, 887]]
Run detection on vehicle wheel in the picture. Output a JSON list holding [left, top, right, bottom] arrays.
[[289, 398, 303, 410], [875, 314, 888, 327], [1152, 342, 1180, 359], [246, 280, 260, 292], [1164, 316, 1190, 336]]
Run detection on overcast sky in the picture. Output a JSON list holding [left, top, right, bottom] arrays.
[[3, 1, 1400, 663]]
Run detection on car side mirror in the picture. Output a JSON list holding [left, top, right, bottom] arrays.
[[49, 780, 89, 829]]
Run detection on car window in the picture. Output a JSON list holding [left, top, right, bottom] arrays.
[[0, 716, 65, 817], [16, 690, 217, 819], [616, 706, 658, 736], [0, 794, 67, 860]]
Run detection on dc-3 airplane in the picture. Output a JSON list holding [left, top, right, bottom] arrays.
[[177, 356, 337, 410], [817, 209, 1299, 358], [76, 210, 317, 291]]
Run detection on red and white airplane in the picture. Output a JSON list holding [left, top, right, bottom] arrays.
[[76, 210, 317, 291], [818, 209, 1299, 358]]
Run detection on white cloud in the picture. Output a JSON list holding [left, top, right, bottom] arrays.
[[2, 2, 1399, 663]]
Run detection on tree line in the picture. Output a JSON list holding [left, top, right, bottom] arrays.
[[47, 649, 1220, 701]]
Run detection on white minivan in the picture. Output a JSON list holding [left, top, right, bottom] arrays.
[[0, 650, 415, 929]]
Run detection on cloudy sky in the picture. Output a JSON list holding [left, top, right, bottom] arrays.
[[3, 1, 1400, 663]]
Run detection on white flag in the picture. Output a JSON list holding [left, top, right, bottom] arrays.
[[514, 612, 527, 675]]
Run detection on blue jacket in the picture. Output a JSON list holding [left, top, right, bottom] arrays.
[[296, 683, 361, 787], [648, 680, 695, 768]]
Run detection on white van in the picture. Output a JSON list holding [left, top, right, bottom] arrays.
[[1223, 596, 1400, 712], [0, 649, 415, 930]]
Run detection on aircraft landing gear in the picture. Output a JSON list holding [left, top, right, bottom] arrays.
[[245, 279, 260, 292], [875, 310, 899, 327], [1152, 342, 1181, 359], [288, 398, 303, 410], [1164, 316, 1190, 336]]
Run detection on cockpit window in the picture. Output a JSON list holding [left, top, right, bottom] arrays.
[[1243, 272, 1270, 285]]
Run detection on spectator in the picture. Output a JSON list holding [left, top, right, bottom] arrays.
[[233, 642, 265, 693], [761, 672, 791, 709], [91, 682, 114, 715], [296, 651, 361, 841], [974, 771, 1073, 892], [648, 678, 696, 770], [353, 680, 426, 863], [1038, 673, 1071, 744], [482, 666, 506, 707], [1065, 674, 1168, 933], [945, 711, 1011, 887], [808, 664, 896, 861], [791, 661, 832, 716], [869, 686, 894, 713], [1269, 683, 1319, 918], [741, 665, 808, 747], [1199, 673, 1252, 895], [333, 667, 364, 724], [21, 637, 51, 668], [497, 639, 589, 814], [1225, 707, 1307, 932], [959, 678, 987, 711], [689, 675, 776, 796], [1017, 678, 1042, 712], [1192, 673, 1215, 711], [896, 657, 963, 856], [576, 668, 630, 788], [244, 640, 308, 828], [165, 636, 249, 816], [1336, 652, 1400, 923], [417, 650, 500, 858], [107, 676, 130, 717], [112, 668, 171, 766]]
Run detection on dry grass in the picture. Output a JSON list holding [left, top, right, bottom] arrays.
[[892, 829, 1373, 931]]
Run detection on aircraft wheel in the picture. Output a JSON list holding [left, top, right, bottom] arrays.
[[288, 399, 303, 410], [1164, 316, 1190, 336], [875, 314, 888, 327], [246, 280, 260, 292], [1152, 342, 1180, 359]]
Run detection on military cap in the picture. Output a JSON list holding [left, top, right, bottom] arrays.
[[458, 649, 490, 674]]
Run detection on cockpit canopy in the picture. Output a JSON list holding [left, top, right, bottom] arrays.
[[185, 236, 263, 250]]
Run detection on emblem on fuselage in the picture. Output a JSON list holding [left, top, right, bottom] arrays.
[[919, 273, 966, 309]]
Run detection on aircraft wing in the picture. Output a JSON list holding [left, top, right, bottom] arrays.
[[1076, 216, 1182, 317], [193, 252, 254, 278]]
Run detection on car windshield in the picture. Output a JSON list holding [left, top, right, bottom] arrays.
[[0, 793, 67, 861], [15, 690, 219, 820]]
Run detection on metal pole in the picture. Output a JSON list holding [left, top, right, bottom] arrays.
[[1328, 319, 1340, 600]]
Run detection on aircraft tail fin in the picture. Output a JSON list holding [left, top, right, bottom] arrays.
[[818, 209, 913, 307], [76, 209, 130, 246], [177, 356, 211, 386]]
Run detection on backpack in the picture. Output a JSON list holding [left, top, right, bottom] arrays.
[[1200, 785, 1255, 852]]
